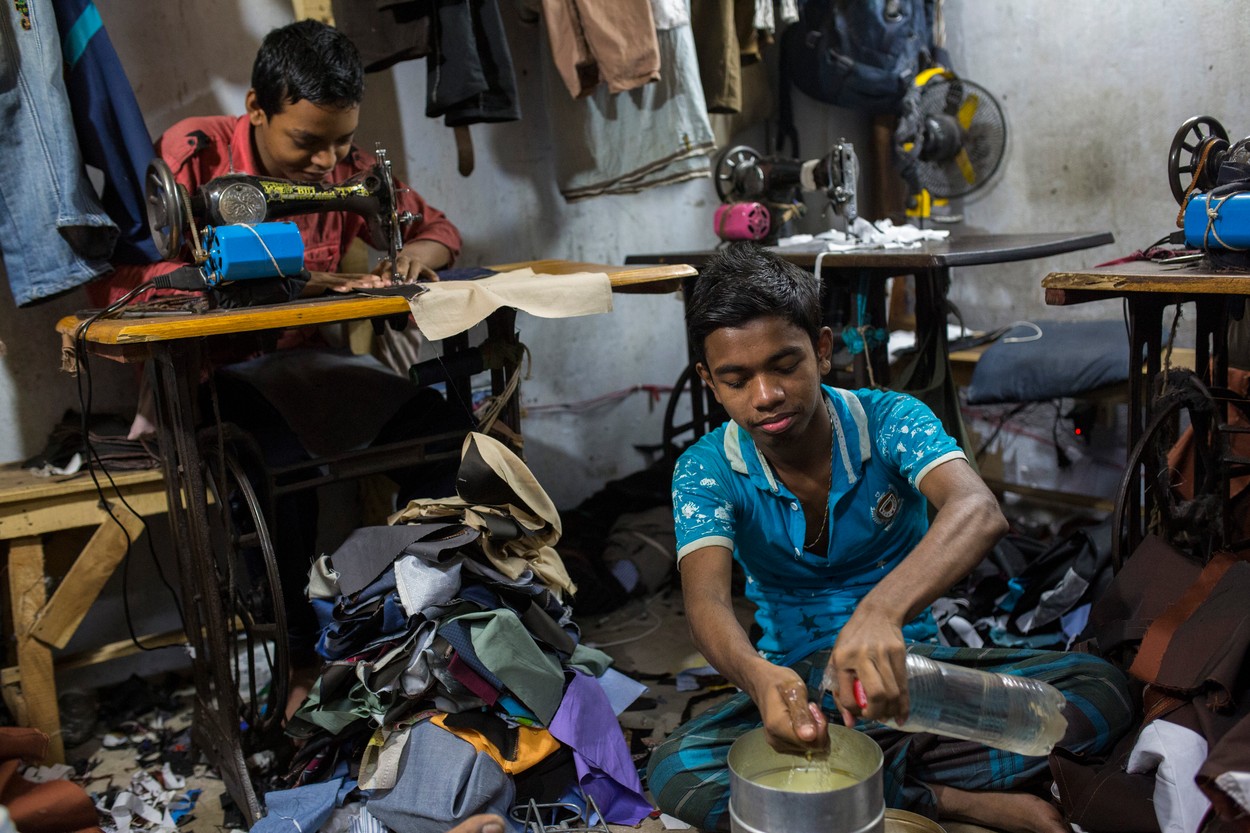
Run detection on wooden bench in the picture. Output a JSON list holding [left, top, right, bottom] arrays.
[[0, 466, 169, 762]]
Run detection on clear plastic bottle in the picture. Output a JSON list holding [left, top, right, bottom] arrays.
[[824, 653, 1069, 757]]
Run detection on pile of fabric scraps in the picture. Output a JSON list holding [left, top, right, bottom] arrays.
[[932, 519, 1113, 652], [268, 433, 653, 832], [778, 217, 950, 252]]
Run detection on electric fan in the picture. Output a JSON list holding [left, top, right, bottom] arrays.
[[895, 69, 1007, 216]]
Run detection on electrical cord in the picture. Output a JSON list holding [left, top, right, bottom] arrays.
[[73, 282, 188, 652], [973, 401, 1032, 462]]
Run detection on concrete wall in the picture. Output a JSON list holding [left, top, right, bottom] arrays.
[[940, 2, 1250, 328]]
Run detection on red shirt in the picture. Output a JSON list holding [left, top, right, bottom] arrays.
[[90, 114, 461, 306]]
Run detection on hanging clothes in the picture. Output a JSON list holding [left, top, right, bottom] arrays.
[[331, 0, 521, 126], [542, 0, 715, 201], [541, 0, 660, 98], [51, 0, 159, 264], [0, 0, 116, 306]]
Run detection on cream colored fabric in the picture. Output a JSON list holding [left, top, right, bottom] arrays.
[[388, 433, 576, 597], [406, 268, 613, 341]]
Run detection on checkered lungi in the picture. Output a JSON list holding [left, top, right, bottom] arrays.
[[646, 644, 1133, 830]]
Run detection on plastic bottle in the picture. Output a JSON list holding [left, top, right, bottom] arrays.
[[823, 653, 1068, 757]]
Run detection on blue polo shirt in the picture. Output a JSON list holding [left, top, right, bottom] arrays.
[[672, 385, 966, 664]]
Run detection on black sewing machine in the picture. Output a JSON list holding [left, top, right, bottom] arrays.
[[143, 146, 418, 299], [711, 141, 859, 245]]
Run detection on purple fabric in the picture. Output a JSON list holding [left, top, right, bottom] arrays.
[[548, 671, 653, 825]]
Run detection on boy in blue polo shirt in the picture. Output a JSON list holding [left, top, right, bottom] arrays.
[[647, 244, 1132, 833]]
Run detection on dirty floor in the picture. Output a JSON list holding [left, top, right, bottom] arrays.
[[62, 587, 997, 833]]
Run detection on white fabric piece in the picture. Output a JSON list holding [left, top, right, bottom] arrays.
[[649, 0, 689, 29], [777, 0, 799, 24], [21, 763, 75, 783], [307, 555, 341, 600], [1126, 720, 1210, 833], [1214, 771, 1250, 813], [394, 555, 463, 618], [779, 217, 950, 252], [1016, 566, 1090, 633], [753, 0, 774, 32], [408, 268, 613, 341]]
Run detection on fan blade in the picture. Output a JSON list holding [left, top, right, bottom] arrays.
[[957, 94, 980, 131], [955, 148, 976, 185]]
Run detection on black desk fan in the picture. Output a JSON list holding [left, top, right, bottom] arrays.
[[895, 68, 1007, 222]]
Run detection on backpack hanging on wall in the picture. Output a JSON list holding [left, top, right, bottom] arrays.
[[781, 0, 939, 114]]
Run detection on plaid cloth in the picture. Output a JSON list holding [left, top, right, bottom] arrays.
[[646, 644, 1133, 830]]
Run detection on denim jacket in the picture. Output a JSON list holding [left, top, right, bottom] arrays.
[[0, 0, 117, 306]]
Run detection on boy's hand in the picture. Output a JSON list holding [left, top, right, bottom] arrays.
[[829, 612, 909, 725], [374, 254, 439, 283], [750, 663, 829, 754]]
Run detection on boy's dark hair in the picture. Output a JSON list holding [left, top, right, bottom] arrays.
[[686, 243, 823, 364], [251, 20, 364, 117]]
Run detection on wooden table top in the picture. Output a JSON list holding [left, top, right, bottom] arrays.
[[57, 259, 694, 347], [628, 231, 1115, 272], [1043, 258, 1250, 305]]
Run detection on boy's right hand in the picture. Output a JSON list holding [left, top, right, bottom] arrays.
[[750, 663, 828, 754]]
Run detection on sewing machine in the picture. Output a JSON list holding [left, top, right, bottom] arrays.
[[711, 141, 859, 245], [1168, 116, 1250, 255], [143, 146, 418, 298]]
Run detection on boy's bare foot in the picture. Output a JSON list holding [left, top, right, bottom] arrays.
[[446, 814, 506, 833], [932, 785, 1069, 833]]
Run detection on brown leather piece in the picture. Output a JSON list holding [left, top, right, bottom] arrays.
[[1129, 549, 1241, 686]]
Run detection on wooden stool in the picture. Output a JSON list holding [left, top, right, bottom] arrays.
[[0, 466, 168, 762]]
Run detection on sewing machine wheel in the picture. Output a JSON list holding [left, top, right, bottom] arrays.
[[662, 363, 727, 460], [714, 145, 765, 203], [1168, 115, 1230, 204], [1112, 369, 1228, 570], [145, 158, 187, 260], [199, 425, 289, 750]]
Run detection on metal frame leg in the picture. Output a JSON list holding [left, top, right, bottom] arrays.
[[148, 343, 262, 825]]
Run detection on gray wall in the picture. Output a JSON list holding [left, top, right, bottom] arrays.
[[941, 2, 1250, 327]]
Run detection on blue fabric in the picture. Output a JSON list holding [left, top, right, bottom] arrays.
[[252, 768, 351, 833], [52, 0, 159, 263], [672, 386, 964, 662], [966, 319, 1145, 405], [367, 721, 515, 833], [0, 0, 116, 306]]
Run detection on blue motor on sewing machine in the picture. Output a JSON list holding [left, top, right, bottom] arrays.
[[1170, 115, 1250, 253], [201, 222, 304, 285], [1183, 192, 1250, 250]]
